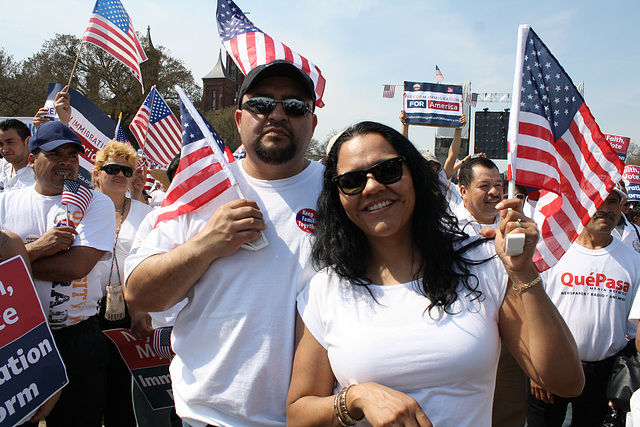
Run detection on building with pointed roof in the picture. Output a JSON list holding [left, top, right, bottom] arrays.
[[202, 51, 244, 112]]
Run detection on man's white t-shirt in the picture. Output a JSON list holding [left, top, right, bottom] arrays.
[[542, 238, 640, 361], [125, 160, 323, 427], [0, 185, 115, 328], [0, 159, 35, 192]]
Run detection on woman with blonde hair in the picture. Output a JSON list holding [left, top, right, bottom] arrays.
[[93, 141, 152, 426]]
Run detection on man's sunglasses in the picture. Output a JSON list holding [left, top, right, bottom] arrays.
[[100, 164, 133, 178], [240, 97, 312, 117], [332, 157, 406, 195]]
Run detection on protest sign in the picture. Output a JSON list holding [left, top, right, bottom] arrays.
[[403, 82, 462, 127], [103, 328, 173, 410], [0, 256, 67, 427], [604, 133, 631, 163], [43, 83, 117, 188], [623, 165, 640, 202]]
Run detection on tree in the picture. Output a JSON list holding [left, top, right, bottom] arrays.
[[305, 129, 338, 161], [0, 33, 201, 137], [203, 106, 242, 153]]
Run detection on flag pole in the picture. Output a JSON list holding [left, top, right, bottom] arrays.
[[67, 42, 85, 89]]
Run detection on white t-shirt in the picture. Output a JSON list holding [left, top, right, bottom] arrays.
[[125, 160, 323, 427], [0, 185, 115, 329], [613, 218, 640, 254], [542, 238, 640, 361], [454, 204, 500, 237], [0, 159, 35, 192], [94, 198, 151, 293], [298, 241, 507, 427], [128, 208, 187, 329]]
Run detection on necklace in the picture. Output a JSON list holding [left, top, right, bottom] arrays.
[[108, 198, 129, 286]]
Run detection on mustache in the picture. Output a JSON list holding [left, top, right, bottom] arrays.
[[261, 122, 292, 137], [593, 212, 615, 221]]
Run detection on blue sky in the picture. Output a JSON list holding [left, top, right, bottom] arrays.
[[3, 0, 639, 160]]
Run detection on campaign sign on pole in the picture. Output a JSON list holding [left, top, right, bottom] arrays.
[[623, 165, 640, 202], [43, 83, 117, 188], [604, 133, 631, 163], [103, 329, 173, 410], [0, 256, 67, 427], [403, 82, 462, 127]]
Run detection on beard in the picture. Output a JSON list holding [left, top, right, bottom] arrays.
[[252, 124, 298, 165]]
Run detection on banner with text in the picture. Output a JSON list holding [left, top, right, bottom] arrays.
[[604, 133, 631, 163], [103, 329, 173, 410], [403, 82, 462, 127], [623, 165, 640, 202], [44, 84, 117, 188], [0, 256, 67, 427]]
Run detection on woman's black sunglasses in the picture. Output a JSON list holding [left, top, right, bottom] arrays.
[[100, 164, 133, 178], [240, 97, 312, 117], [332, 157, 406, 195]]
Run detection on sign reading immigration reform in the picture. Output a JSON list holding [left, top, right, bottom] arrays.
[[623, 165, 640, 202], [403, 82, 462, 127], [0, 256, 67, 427], [103, 329, 173, 410]]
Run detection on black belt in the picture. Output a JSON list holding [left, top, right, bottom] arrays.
[[582, 355, 615, 375], [51, 316, 99, 337]]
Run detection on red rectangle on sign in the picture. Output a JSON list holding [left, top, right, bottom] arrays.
[[0, 256, 47, 346], [427, 100, 460, 112], [103, 328, 170, 370]]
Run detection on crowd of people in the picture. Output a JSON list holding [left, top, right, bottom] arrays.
[[0, 59, 639, 427]]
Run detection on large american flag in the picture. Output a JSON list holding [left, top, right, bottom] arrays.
[[129, 86, 182, 168], [82, 0, 148, 89], [507, 25, 624, 271], [155, 86, 236, 226], [216, 0, 326, 108], [62, 179, 94, 217]]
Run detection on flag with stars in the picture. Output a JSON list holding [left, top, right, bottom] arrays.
[[216, 0, 326, 108], [82, 0, 148, 89], [114, 112, 130, 144], [507, 25, 624, 271], [382, 85, 396, 99], [155, 86, 236, 226], [62, 179, 94, 218], [129, 86, 182, 168]]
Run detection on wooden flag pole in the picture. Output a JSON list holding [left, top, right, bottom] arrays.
[[67, 42, 85, 88]]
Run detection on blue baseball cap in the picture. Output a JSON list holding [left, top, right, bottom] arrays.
[[30, 121, 85, 154]]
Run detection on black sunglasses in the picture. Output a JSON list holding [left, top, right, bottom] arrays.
[[100, 164, 133, 178], [332, 157, 406, 195], [240, 97, 312, 117]]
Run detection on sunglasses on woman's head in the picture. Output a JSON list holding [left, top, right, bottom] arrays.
[[100, 164, 133, 178], [240, 97, 312, 117], [332, 157, 405, 195]]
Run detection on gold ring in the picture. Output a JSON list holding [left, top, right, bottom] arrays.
[[515, 219, 523, 228]]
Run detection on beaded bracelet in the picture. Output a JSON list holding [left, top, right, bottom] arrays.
[[513, 275, 542, 294]]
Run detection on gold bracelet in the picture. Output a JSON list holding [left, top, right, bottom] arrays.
[[513, 275, 542, 294]]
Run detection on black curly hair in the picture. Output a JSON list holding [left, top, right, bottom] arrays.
[[312, 121, 489, 314]]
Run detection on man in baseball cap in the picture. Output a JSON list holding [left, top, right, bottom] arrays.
[[126, 59, 323, 426]]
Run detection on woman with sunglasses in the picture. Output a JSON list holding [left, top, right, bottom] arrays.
[[286, 121, 583, 426], [92, 141, 152, 427]]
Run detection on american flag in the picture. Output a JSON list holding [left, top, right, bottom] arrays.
[[217, 0, 326, 108], [152, 327, 174, 360], [435, 65, 444, 83], [114, 113, 130, 144], [82, 0, 148, 89], [507, 25, 624, 271], [129, 86, 182, 169], [465, 92, 478, 107], [155, 86, 236, 226], [62, 179, 94, 217], [383, 85, 396, 99]]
